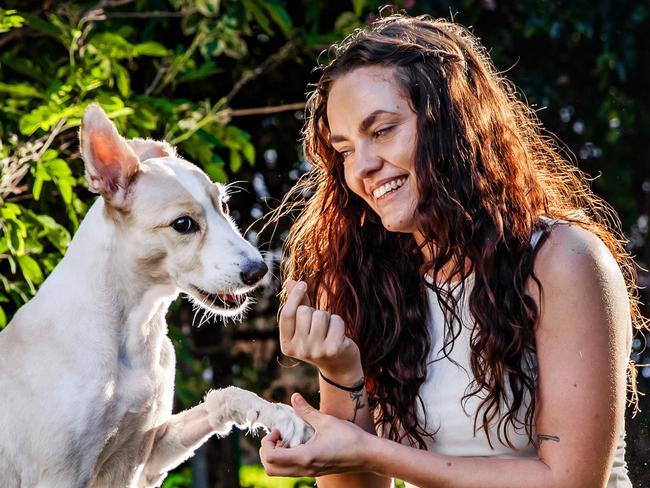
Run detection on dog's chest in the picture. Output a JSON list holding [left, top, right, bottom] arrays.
[[90, 336, 176, 485]]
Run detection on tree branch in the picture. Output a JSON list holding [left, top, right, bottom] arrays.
[[225, 41, 297, 105], [229, 102, 305, 117], [105, 11, 185, 18]]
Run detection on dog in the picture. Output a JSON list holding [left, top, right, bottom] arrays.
[[0, 104, 311, 487]]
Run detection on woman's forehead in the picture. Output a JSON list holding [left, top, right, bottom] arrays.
[[327, 66, 411, 134]]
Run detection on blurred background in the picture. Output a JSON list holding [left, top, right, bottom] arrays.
[[0, 1, 647, 486]]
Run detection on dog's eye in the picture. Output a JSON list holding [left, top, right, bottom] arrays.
[[171, 216, 199, 234], [220, 197, 229, 214]]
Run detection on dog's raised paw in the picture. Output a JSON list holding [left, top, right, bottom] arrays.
[[267, 403, 314, 448]]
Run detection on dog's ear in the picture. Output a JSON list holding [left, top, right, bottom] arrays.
[[127, 138, 176, 161], [80, 104, 140, 210]]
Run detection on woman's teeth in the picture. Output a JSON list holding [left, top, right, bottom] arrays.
[[373, 177, 406, 200]]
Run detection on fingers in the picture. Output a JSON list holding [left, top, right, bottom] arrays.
[[261, 428, 282, 449], [295, 305, 314, 338], [310, 310, 331, 344], [291, 393, 319, 425], [279, 281, 309, 342], [279, 282, 359, 374], [324, 314, 346, 346], [260, 428, 302, 477]]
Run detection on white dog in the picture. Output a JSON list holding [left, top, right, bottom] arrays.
[[0, 104, 311, 488]]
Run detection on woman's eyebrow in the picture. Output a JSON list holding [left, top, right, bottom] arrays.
[[330, 109, 400, 143]]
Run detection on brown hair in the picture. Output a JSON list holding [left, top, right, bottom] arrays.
[[278, 13, 647, 449]]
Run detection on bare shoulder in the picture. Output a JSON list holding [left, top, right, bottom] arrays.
[[531, 223, 630, 333], [534, 223, 624, 288]]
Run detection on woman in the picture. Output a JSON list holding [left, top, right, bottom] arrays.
[[260, 14, 645, 487]]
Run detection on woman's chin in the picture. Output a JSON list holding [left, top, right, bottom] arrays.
[[380, 216, 417, 234]]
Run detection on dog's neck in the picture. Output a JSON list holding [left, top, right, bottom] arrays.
[[34, 199, 177, 362]]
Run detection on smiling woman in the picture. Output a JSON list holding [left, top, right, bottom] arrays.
[[259, 12, 647, 488], [328, 68, 420, 233]]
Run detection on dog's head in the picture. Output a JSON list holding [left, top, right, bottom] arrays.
[[79, 103, 267, 317]]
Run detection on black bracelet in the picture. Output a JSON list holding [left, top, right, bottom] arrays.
[[319, 371, 365, 392]]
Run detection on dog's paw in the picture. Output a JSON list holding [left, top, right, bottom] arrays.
[[204, 386, 313, 447], [258, 402, 314, 448]]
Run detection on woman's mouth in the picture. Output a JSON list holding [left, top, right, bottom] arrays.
[[372, 177, 407, 200]]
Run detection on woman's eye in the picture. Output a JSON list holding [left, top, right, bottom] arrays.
[[337, 149, 352, 160], [171, 216, 199, 234], [373, 126, 393, 138]]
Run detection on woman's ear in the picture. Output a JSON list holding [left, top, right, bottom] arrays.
[[79, 103, 140, 210]]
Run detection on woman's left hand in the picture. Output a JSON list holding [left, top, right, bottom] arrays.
[[260, 393, 371, 477]]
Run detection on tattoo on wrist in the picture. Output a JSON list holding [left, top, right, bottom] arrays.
[[536, 434, 560, 444], [348, 390, 365, 423]]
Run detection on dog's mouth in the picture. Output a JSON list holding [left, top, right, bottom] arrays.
[[189, 285, 249, 315]]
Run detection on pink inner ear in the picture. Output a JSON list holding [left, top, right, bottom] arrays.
[[90, 131, 125, 188]]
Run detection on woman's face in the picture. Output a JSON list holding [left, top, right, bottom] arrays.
[[327, 65, 420, 235]]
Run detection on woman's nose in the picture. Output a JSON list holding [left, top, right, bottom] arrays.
[[353, 144, 382, 179]]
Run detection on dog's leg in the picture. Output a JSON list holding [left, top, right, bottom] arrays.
[[140, 405, 213, 487], [142, 387, 312, 485]]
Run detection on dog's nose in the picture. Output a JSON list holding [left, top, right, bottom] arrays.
[[240, 260, 268, 286]]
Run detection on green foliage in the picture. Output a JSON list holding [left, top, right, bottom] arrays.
[[161, 466, 193, 488], [0, 8, 24, 33], [0, 0, 307, 329], [240, 465, 314, 487]]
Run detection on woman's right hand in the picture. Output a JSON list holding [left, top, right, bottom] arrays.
[[279, 280, 363, 385]]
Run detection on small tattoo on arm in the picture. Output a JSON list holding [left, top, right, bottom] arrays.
[[348, 390, 365, 423], [536, 434, 560, 444]]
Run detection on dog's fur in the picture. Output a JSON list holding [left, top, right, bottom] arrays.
[[0, 105, 311, 487]]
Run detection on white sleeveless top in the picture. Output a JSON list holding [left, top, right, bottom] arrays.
[[401, 223, 632, 487]]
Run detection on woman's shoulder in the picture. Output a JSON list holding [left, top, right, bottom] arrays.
[[533, 222, 621, 281], [530, 221, 629, 328]]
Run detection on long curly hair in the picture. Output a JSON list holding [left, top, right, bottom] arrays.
[[278, 14, 647, 449]]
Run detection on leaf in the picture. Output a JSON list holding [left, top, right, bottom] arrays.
[[19, 103, 80, 136], [177, 61, 222, 83], [41, 149, 58, 162], [0, 305, 6, 329], [262, 2, 293, 37], [0, 8, 25, 34], [0, 81, 43, 98], [8, 222, 26, 255], [133, 41, 170, 57], [243, 0, 273, 36], [44, 158, 72, 178], [1, 202, 22, 220], [17, 254, 44, 287], [229, 148, 242, 173], [32, 173, 45, 200], [35, 214, 58, 229], [351, 0, 365, 16], [20, 12, 62, 38], [334, 11, 359, 33], [113, 63, 131, 98], [242, 141, 255, 165], [195, 0, 221, 16], [56, 178, 73, 204]]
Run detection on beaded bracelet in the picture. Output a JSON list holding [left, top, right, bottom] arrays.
[[319, 371, 365, 392]]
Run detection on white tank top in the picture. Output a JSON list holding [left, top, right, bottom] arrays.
[[405, 223, 631, 487]]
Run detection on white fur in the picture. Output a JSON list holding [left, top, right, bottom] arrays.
[[0, 105, 311, 488]]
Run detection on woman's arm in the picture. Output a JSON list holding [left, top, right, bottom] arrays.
[[262, 225, 631, 488], [278, 281, 391, 487]]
